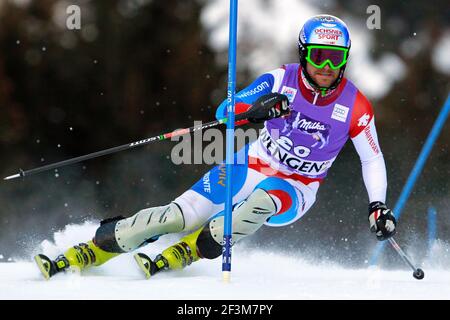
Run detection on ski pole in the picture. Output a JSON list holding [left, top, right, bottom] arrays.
[[370, 93, 450, 264], [3, 112, 251, 181], [387, 237, 424, 280]]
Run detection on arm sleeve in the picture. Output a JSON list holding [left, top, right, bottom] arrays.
[[350, 91, 387, 203], [215, 67, 285, 120]]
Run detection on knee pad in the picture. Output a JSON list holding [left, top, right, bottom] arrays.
[[255, 177, 301, 227], [94, 203, 185, 253], [208, 188, 277, 246]]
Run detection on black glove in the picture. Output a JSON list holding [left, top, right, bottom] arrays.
[[368, 201, 397, 241], [246, 93, 290, 123]]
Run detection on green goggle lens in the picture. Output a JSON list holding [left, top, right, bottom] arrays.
[[305, 45, 349, 70]]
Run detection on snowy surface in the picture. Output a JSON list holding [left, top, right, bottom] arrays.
[[1, 221, 450, 300]]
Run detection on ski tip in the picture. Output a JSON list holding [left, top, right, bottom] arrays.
[[34, 255, 51, 280], [4, 174, 20, 181], [134, 253, 152, 280]]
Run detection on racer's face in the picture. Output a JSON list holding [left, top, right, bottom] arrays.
[[306, 62, 339, 88]]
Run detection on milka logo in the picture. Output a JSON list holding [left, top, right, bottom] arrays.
[[282, 112, 331, 149], [297, 119, 326, 131]]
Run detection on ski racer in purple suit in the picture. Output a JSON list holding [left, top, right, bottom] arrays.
[[34, 15, 397, 280]]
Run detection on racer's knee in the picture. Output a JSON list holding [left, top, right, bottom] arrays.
[[173, 190, 214, 231], [196, 188, 277, 259]]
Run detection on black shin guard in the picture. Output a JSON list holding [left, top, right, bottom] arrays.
[[93, 216, 126, 253], [196, 226, 223, 259]]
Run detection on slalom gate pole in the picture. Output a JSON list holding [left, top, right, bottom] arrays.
[[369, 93, 450, 266], [222, 0, 238, 283], [427, 206, 437, 252]]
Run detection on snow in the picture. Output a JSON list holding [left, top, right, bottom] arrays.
[[432, 31, 450, 75], [1, 221, 450, 300]]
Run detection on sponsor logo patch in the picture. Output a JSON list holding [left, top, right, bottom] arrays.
[[280, 86, 298, 103], [331, 103, 349, 122], [237, 81, 270, 99]]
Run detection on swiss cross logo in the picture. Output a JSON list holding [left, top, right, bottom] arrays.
[[358, 113, 371, 127]]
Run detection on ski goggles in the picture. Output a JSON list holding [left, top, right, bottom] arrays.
[[305, 45, 349, 70]]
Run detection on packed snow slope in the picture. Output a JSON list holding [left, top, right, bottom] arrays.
[[1, 221, 449, 300]]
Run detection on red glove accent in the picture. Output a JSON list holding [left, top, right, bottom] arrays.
[[235, 102, 252, 126]]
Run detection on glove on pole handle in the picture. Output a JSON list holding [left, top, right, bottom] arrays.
[[3, 111, 252, 181], [387, 237, 424, 280]]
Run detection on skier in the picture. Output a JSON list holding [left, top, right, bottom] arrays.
[[35, 14, 397, 280]]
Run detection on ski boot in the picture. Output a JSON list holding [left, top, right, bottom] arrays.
[[34, 254, 70, 280], [134, 227, 204, 279], [34, 240, 119, 280]]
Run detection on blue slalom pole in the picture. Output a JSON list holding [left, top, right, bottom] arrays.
[[222, 0, 238, 282], [427, 206, 437, 252], [370, 93, 450, 265]]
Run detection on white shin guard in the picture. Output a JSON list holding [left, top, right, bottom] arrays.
[[114, 203, 185, 252], [209, 188, 277, 245]]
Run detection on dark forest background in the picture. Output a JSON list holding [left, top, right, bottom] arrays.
[[0, 0, 448, 268]]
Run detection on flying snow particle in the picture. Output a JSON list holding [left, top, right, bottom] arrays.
[[42, 46, 46, 51], [16, 40, 20, 45], [64, 203, 68, 207]]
